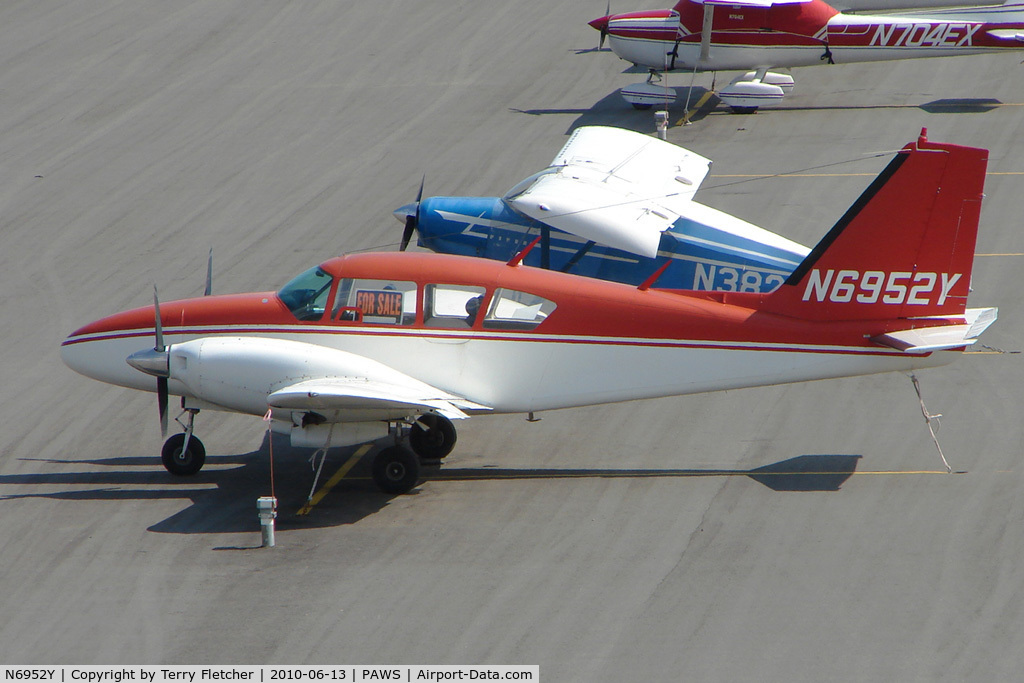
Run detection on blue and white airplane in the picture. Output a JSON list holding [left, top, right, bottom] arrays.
[[395, 126, 809, 293]]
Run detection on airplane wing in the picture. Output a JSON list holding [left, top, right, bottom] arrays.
[[267, 377, 491, 421], [872, 308, 998, 353], [504, 126, 712, 258]]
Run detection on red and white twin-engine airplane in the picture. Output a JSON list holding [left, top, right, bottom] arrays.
[[590, 0, 1024, 112], [62, 131, 996, 495]]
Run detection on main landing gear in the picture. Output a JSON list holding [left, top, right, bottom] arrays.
[[157, 410, 459, 496], [372, 413, 458, 494]]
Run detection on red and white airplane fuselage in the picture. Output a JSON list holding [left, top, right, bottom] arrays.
[[61, 256, 957, 416], [61, 132, 997, 493]]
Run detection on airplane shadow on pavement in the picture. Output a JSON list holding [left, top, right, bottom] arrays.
[[1, 441, 861, 536], [510, 87, 718, 134], [434, 453, 862, 493], [512, 88, 1002, 135]]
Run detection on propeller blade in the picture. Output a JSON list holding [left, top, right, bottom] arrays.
[[204, 248, 213, 296], [600, 0, 611, 48], [399, 176, 425, 251], [153, 285, 165, 352], [158, 376, 169, 437], [400, 215, 416, 251]]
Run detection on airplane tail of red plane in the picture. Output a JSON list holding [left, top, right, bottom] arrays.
[[762, 129, 987, 323]]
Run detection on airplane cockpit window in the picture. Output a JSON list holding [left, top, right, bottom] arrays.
[[332, 278, 417, 325], [482, 288, 556, 331], [424, 284, 487, 328], [278, 266, 334, 321]]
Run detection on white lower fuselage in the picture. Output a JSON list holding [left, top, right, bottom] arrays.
[[62, 322, 951, 417], [608, 35, 998, 72]]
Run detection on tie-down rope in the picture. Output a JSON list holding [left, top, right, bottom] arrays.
[[910, 374, 951, 473]]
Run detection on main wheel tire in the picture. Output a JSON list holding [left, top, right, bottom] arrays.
[[372, 446, 421, 494], [730, 106, 758, 114], [409, 414, 457, 460], [631, 102, 653, 110], [161, 433, 206, 476]]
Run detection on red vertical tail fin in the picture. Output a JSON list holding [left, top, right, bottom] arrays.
[[763, 129, 987, 321]]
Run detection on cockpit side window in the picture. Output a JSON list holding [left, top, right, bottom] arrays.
[[423, 284, 487, 328], [278, 266, 335, 321], [482, 288, 556, 331], [332, 278, 417, 325]]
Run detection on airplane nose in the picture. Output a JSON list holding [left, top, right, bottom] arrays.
[[60, 338, 91, 378], [589, 15, 611, 32]]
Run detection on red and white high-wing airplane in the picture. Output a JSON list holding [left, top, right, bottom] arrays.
[[590, 0, 1024, 112], [62, 131, 996, 494]]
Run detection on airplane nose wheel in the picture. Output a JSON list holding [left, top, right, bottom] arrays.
[[408, 413, 457, 461], [372, 446, 421, 494], [161, 432, 207, 476]]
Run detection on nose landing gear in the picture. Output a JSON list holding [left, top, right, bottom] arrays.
[[160, 408, 205, 476]]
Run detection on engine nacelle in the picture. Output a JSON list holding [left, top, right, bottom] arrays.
[[166, 336, 430, 418]]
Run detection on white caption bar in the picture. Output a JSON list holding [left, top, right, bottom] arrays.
[[0, 667, 538, 683]]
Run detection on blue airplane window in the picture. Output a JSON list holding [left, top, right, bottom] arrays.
[[278, 266, 334, 321]]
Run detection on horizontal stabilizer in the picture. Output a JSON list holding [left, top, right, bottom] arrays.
[[872, 307, 998, 353]]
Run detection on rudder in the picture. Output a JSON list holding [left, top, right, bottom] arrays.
[[763, 129, 987, 321]]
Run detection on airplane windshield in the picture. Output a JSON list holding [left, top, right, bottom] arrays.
[[278, 266, 334, 321]]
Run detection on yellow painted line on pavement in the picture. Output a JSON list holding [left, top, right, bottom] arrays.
[[676, 90, 716, 126], [296, 443, 372, 516]]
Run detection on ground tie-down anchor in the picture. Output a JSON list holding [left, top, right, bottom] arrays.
[[910, 373, 951, 473], [257, 496, 278, 547]]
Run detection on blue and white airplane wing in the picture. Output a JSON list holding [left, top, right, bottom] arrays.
[[395, 126, 809, 293], [505, 126, 711, 258]]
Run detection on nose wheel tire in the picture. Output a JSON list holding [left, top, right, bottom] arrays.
[[161, 433, 207, 476], [409, 414, 457, 460], [372, 446, 421, 494]]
